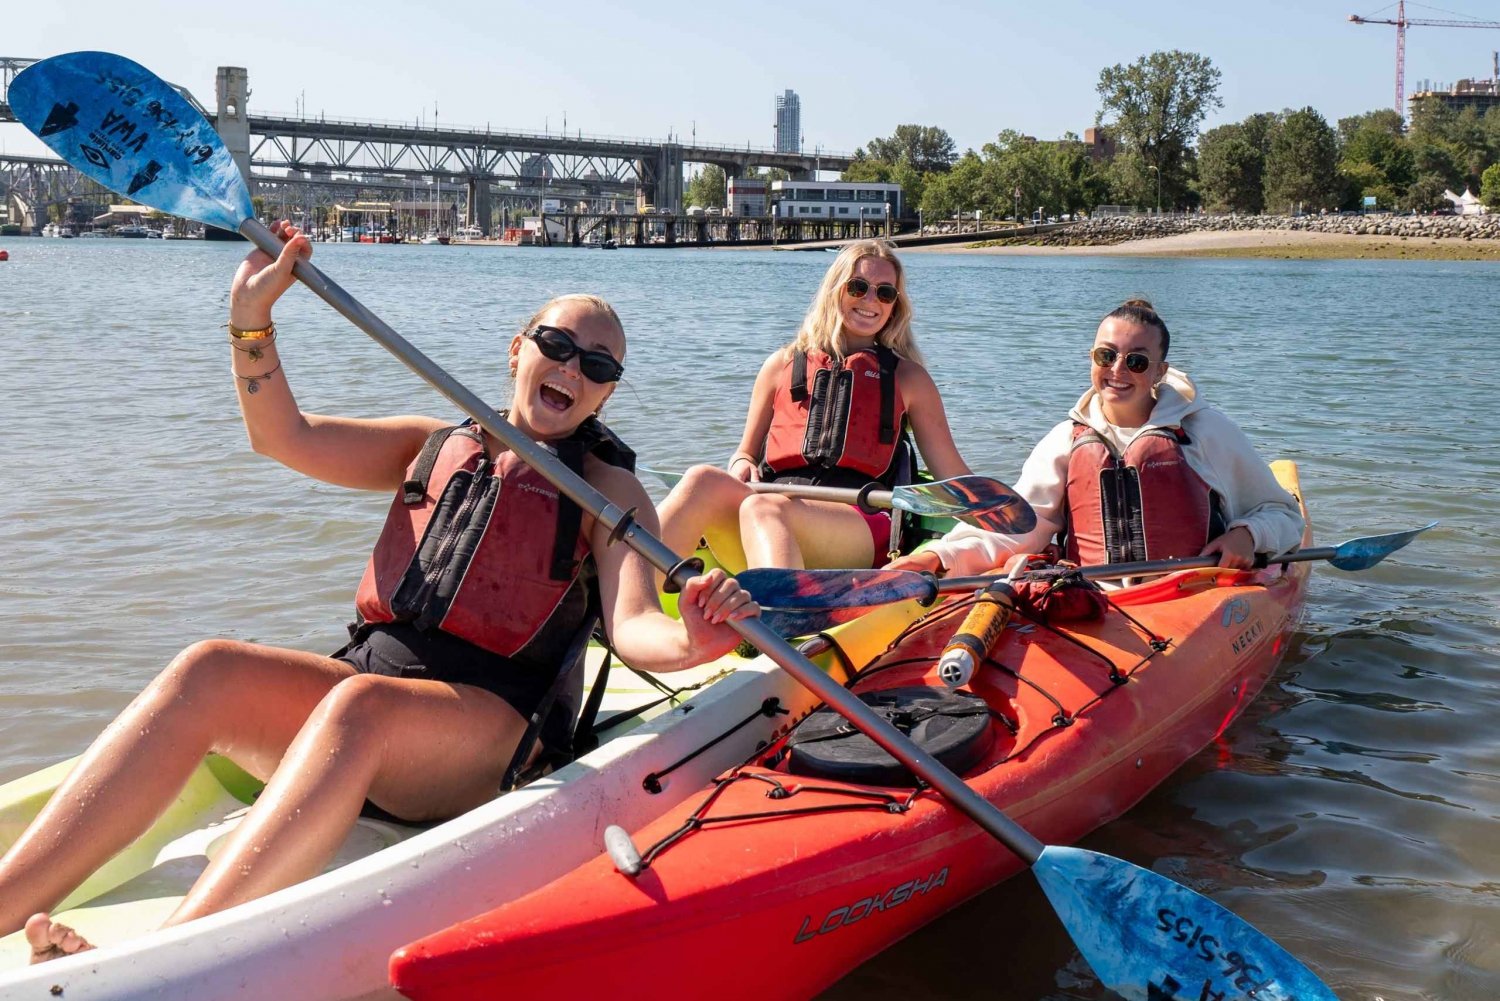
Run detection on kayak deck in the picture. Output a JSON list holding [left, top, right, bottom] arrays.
[[390, 462, 1312, 1001], [0, 646, 734, 973]]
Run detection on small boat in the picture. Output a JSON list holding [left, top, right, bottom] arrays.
[[453, 225, 484, 242], [419, 232, 444, 245], [115, 224, 149, 238], [0, 565, 915, 999], [391, 463, 1314, 1001], [600, 238, 618, 250]]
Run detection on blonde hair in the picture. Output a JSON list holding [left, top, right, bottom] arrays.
[[788, 240, 924, 366], [519, 293, 625, 351]]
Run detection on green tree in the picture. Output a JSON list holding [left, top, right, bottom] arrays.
[[864, 125, 958, 173], [919, 150, 984, 219], [1198, 122, 1265, 213], [1337, 109, 1404, 148], [684, 164, 726, 209], [1341, 123, 1414, 190], [1408, 139, 1463, 193], [1481, 162, 1500, 210], [1337, 160, 1386, 210], [1262, 107, 1339, 213], [1096, 50, 1223, 210], [1400, 173, 1450, 212]]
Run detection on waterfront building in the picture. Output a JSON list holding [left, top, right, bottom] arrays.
[[771, 180, 901, 220], [775, 90, 801, 154], [728, 177, 767, 216]]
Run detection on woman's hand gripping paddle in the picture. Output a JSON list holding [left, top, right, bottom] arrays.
[[12, 52, 1339, 1001], [742, 524, 1436, 635]]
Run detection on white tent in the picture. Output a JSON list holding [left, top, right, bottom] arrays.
[[1442, 189, 1487, 216]]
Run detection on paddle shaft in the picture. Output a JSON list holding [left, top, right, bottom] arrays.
[[750, 480, 896, 510], [240, 217, 1048, 866], [931, 544, 1343, 595]]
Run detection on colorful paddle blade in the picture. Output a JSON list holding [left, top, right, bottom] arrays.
[[899, 476, 1037, 534], [1033, 847, 1338, 1001], [1327, 521, 1436, 571], [735, 567, 935, 614], [9, 52, 252, 232]]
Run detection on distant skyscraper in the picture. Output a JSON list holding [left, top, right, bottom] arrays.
[[774, 90, 801, 153]]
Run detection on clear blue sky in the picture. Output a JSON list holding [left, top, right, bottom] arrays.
[[4, 0, 1498, 160]]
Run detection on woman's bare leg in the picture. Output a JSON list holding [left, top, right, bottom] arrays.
[[656, 464, 754, 572], [165, 673, 524, 925], [739, 494, 877, 570], [0, 640, 354, 940]]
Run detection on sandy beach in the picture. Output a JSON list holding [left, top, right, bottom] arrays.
[[909, 227, 1500, 261]]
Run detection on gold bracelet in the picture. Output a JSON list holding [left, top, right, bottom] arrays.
[[228, 329, 276, 360], [228, 321, 276, 340]]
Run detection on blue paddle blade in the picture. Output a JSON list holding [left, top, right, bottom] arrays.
[[1033, 846, 1338, 1001], [760, 606, 871, 636], [736, 568, 935, 613], [1328, 521, 1436, 571], [898, 476, 1037, 534], [9, 52, 252, 232]]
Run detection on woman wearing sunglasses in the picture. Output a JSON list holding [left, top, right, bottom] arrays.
[[658, 239, 975, 572], [887, 298, 1303, 581], [9, 220, 758, 962]]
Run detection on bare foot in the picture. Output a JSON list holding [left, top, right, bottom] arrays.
[[25, 912, 93, 964]]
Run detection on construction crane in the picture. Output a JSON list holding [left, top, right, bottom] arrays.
[[1350, 2, 1500, 116]]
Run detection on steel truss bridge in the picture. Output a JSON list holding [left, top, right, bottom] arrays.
[[2, 56, 853, 234]]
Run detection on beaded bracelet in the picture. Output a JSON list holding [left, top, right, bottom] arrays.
[[235, 361, 282, 394], [228, 329, 276, 361], [228, 321, 276, 340]]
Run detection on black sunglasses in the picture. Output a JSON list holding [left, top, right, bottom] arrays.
[[844, 277, 899, 305], [1091, 345, 1153, 374], [524, 325, 624, 384]]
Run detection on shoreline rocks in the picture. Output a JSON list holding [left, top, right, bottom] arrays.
[[998, 212, 1500, 246]]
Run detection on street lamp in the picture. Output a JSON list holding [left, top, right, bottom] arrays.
[[1147, 164, 1161, 215]]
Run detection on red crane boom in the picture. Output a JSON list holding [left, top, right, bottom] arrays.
[[1350, 2, 1500, 115]]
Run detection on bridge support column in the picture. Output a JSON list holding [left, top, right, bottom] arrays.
[[216, 67, 253, 194], [468, 176, 492, 235]]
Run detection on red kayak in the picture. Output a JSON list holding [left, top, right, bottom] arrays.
[[392, 465, 1312, 1001]]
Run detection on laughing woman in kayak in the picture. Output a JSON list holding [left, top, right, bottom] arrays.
[[888, 298, 1304, 579], [657, 240, 975, 571], [3, 221, 758, 963]]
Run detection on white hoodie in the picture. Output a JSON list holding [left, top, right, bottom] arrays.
[[929, 367, 1305, 578]]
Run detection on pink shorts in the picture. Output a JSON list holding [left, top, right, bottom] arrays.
[[858, 509, 894, 567]]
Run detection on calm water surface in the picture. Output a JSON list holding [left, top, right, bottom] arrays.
[[1, 240, 1496, 1000]]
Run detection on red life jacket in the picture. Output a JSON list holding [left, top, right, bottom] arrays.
[[1062, 421, 1223, 566], [354, 418, 634, 662], [760, 346, 908, 489]]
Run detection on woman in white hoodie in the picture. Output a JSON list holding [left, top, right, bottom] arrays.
[[888, 299, 1303, 580]]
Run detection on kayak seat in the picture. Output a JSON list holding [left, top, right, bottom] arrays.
[[786, 686, 995, 786]]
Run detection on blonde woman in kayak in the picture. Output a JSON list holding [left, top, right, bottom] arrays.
[[888, 298, 1303, 580], [4, 220, 758, 962], [658, 240, 974, 571]]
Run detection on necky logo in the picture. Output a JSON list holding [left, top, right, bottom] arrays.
[[1220, 598, 1250, 628]]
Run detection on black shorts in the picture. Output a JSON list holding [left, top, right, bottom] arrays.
[[333, 622, 576, 764]]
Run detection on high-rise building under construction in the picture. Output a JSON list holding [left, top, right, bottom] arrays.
[[775, 90, 801, 153]]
